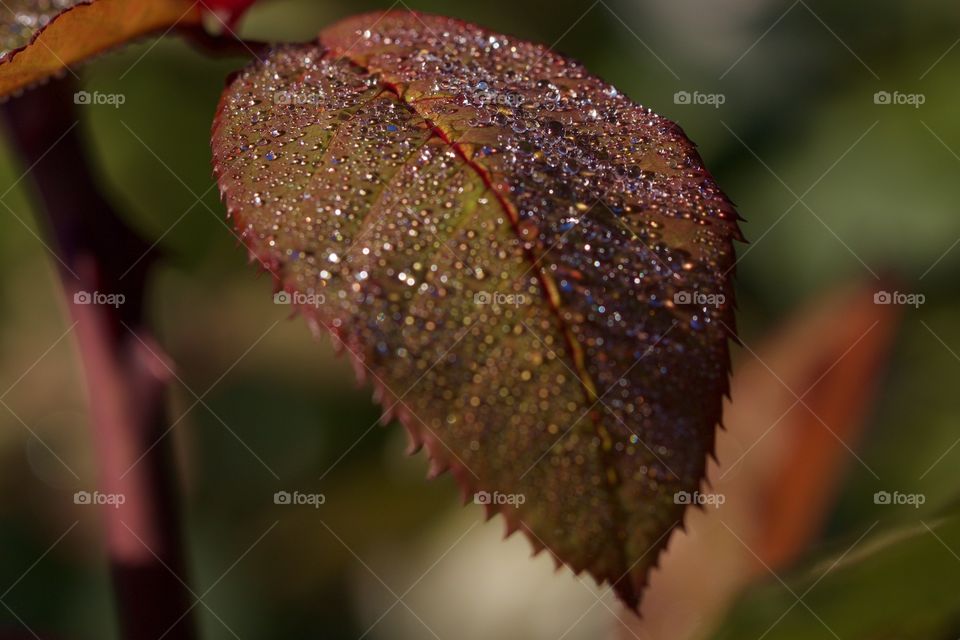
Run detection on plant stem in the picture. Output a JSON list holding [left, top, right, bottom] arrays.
[[2, 77, 197, 640]]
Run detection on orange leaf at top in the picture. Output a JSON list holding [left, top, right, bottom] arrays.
[[211, 10, 742, 609], [0, 0, 201, 97]]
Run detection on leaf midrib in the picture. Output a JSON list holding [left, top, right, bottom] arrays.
[[320, 41, 637, 601]]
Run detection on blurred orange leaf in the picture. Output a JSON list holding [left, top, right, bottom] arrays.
[[630, 281, 900, 639]]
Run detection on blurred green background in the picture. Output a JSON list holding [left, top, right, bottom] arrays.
[[1, 0, 959, 638]]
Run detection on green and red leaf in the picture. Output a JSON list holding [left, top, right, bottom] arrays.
[[211, 10, 742, 609]]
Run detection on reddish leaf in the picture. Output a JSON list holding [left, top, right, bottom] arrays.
[[211, 10, 742, 609], [0, 0, 201, 97]]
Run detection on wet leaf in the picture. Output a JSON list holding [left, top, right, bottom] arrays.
[[0, 0, 201, 97], [211, 10, 742, 609]]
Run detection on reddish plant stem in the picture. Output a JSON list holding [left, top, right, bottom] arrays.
[[2, 78, 197, 640]]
